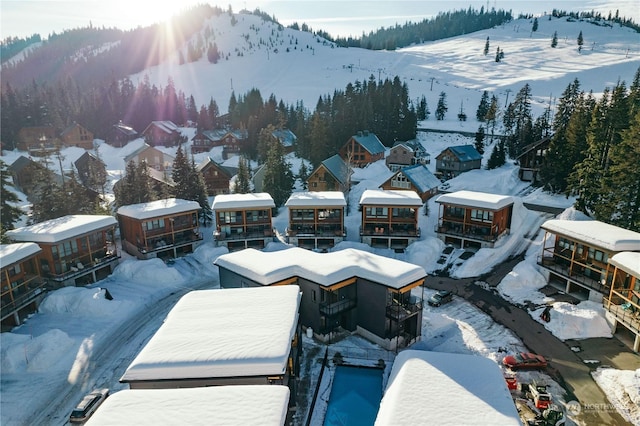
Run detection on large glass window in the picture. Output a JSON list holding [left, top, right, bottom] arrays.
[[52, 240, 79, 260], [292, 209, 314, 221], [144, 218, 165, 231], [365, 207, 388, 218], [392, 208, 415, 218], [444, 206, 464, 218], [391, 174, 411, 189], [470, 209, 493, 222]]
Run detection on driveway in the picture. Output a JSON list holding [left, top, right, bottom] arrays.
[[427, 255, 640, 426]]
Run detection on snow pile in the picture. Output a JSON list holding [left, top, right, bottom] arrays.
[[111, 258, 184, 285], [497, 261, 551, 306], [405, 238, 446, 273], [1, 329, 74, 373], [534, 301, 613, 341], [39, 287, 123, 317], [592, 367, 640, 425]]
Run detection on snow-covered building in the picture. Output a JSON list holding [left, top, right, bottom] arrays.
[[375, 350, 520, 425], [120, 286, 302, 403], [6, 215, 118, 287], [0, 243, 45, 329], [212, 193, 275, 251], [435, 144, 482, 180], [214, 247, 426, 350], [307, 154, 352, 194], [379, 164, 440, 202], [141, 120, 181, 147], [123, 143, 175, 171], [117, 198, 203, 260], [385, 141, 430, 172], [284, 191, 346, 251], [339, 130, 386, 167], [539, 219, 640, 301], [85, 386, 291, 426], [435, 190, 514, 249], [604, 252, 640, 352], [359, 189, 423, 251]]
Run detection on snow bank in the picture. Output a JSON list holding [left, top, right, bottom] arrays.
[[497, 261, 551, 306], [111, 258, 184, 285], [39, 287, 124, 317], [1, 329, 74, 373], [534, 301, 613, 341], [592, 367, 640, 426], [405, 238, 445, 273]]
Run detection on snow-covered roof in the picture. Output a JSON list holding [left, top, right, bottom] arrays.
[[351, 131, 385, 155], [117, 198, 200, 220], [0, 243, 42, 268], [435, 190, 514, 210], [146, 120, 178, 134], [609, 252, 640, 277], [211, 192, 275, 210], [541, 219, 640, 252], [375, 350, 520, 426], [214, 247, 426, 289], [440, 145, 482, 162], [359, 189, 423, 206], [85, 386, 290, 426], [320, 154, 351, 185], [6, 215, 117, 244], [399, 165, 440, 193], [272, 128, 297, 147], [121, 285, 301, 382], [285, 191, 346, 207]]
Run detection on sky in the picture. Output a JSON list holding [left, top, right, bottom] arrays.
[[2, 0, 640, 40], [1, 10, 640, 426]]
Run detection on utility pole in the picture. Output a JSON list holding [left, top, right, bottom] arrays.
[[504, 89, 512, 107], [430, 77, 435, 91]]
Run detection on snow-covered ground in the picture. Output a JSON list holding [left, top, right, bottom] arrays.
[[2, 9, 639, 426]]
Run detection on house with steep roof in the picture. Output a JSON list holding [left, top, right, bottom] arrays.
[[6, 215, 119, 287], [539, 219, 640, 301], [190, 129, 228, 154], [379, 164, 440, 202], [142, 121, 181, 147], [517, 136, 551, 182], [271, 128, 297, 154], [435, 190, 514, 249], [221, 129, 248, 160], [212, 193, 275, 251], [604, 252, 640, 352], [359, 189, 423, 251], [435, 145, 482, 180], [8, 156, 63, 198], [214, 247, 427, 350], [16, 126, 58, 155], [339, 130, 386, 167], [123, 143, 175, 171], [60, 122, 93, 150], [307, 154, 352, 194], [74, 152, 106, 190], [386, 140, 429, 171], [1, 243, 46, 329], [106, 122, 138, 147], [197, 157, 233, 196], [120, 285, 302, 402], [284, 191, 346, 251], [117, 198, 203, 260]]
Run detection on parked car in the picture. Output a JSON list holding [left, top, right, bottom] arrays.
[[502, 352, 547, 370], [427, 290, 453, 307], [69, 388, 109, 423]]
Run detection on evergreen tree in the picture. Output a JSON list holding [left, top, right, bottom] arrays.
[[171, 145, 192, 198], [577, 31, 584, 52], [483, 36, 490, 55], [551, 31, 558, 48], [30, 156, 66, 223], [505, 83, 533, 158], [495, 46, 501, 62], [416, 95, 428, 120], [474, 126, 485, 154], [485, 95, 499, 139], [476, 91, 489, 121], [487, 140, 506, 169], [532, 17, 539, 32], [86, 149, 108, 198], [308, 111, 331, 167], [435, 92, 448, 120], [258, 125, 278, 163], [0, 160, 23, 242], [263, 139, 294, 207], [234, 157, 252, 194], [188, 158, 213, 226], [298, 162, 309, 190], [114, 160, 158, 208]]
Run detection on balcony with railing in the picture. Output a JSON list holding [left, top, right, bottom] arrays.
[[604, 293, 640, 334], [1, 274, 48, 320], [435, 221, 497, 242], [214, 225, 273, 241], [48, 246, 118, 282], [141, 229, 203, 254], [386, 295, 423, 320], [537, 255, 608, 294], [360, 224, 420, 237], [319, 296, 357, 317]]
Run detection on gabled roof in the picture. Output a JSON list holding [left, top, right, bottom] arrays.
[[440, 145, 482, 162], [113, 122, 137, 136], [74, 151, 105, 169], [197, 157, 233, 178], [320, 154, 351, 185], [516, 136, 552, 159], [147, 167, 176, 186], [60, 122, 83, 137], [225, 129, 248, 140], [350, 131, 385, 155], [123, 143, 174, 163], [8, 156, 38, 173], [397, 164, 440, 193], [143, 121, 179, 135], [390, 143, 414, 153], [271, 129, 297, 148], [193, 129, 228, 142]]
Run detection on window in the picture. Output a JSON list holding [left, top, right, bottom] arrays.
[[470, 209, 493, 222], [588, 247, 608, 263], [444, 206, 464, 218], [365, 207, 388, 218], [144, 218, 165, 231], [312, 290, 317, 302], [391, 174, 411, 189], [218, 211, 242, 224], [392, 208, 415, 218], [8, 264, 21, 277], [52, 240, 79, 260], [292, 209, 314, 221]]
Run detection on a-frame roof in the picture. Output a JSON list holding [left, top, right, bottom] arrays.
[[320, 154, 351, 185], [350, 131, 385, 155]]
